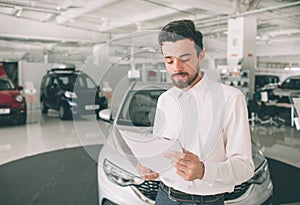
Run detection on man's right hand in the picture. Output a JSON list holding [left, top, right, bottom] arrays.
[[136, 163, 159, 180]]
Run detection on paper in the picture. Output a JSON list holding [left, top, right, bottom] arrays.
[[119, 130, 183, 174]]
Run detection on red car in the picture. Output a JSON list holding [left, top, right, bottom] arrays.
[[0, 75, 27, 124]]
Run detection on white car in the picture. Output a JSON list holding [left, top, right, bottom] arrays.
[[98, 81, 273, 205], [272, 75, 300, 103]]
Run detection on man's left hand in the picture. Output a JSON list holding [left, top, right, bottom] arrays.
[[165, 149, 205, 181]]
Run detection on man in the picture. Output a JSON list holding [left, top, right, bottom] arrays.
[[137, 19, 254, 205]]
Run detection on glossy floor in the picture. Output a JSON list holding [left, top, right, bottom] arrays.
[[0, 109, 300, 169]]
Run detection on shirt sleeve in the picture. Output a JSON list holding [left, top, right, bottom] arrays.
[[202, 91, 254, 186]]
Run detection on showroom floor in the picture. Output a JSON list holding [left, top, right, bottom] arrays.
[[0, 110, 300, 205], [0, 110, 108, 165]]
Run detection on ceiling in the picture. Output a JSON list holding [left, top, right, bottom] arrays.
[[0, 0, 299, 63]]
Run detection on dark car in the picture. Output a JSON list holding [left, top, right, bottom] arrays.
[[0, 75, 27, 124], [40, 64, 108, 120], [255, 74, 280, 91], [254, 75, 280, 102]]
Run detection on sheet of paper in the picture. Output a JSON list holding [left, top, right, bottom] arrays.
[[119, 130, 183, 174]]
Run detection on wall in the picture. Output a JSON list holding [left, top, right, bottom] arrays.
[[258, 55, 300, 67], [19, 61, 51, 110]]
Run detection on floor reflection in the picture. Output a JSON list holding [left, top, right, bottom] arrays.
[[251, 124, 300, 168]]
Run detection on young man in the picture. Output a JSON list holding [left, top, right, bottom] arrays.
[[137, 19, 254, 205]]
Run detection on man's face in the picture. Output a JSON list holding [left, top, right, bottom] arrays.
[[161, 38, 203, 89]]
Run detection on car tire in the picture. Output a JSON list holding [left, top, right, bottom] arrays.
[[41, 99, 48, 114], [59, 104, 69, 120]]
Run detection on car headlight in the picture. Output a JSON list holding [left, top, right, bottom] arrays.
[[249, 159, 269, 184], [103, 159, 144, 187], [64, 91, 77, 99], [15, 95, 23, 102], [68, 100, 77, 107]]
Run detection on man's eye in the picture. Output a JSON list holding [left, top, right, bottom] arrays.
[[181, 58, 190, 62]]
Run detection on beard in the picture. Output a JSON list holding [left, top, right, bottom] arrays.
[[171, 70, 199, 89]]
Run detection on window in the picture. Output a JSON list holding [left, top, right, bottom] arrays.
[[117, 90, 165, 127], [281, 78, 300, 89], [0, 78, 15, 90]]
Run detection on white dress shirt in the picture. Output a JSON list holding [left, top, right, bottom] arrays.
[[153, 73, 254, 195]]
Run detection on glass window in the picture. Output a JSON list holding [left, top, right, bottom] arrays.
[[117, 89, 165, 127], [281, 78, 300, 89], [0, 78, 15, 90], [57, 73, 97, 90], [255, 75, 279, 90], [85, 77, 97, 89]]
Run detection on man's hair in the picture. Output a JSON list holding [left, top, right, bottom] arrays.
[[158, 19, 203, 56]]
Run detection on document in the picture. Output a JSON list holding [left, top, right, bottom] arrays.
[[119, 130, 183, 174]]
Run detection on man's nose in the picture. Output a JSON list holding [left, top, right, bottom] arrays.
[[173, 58, 183, 72]]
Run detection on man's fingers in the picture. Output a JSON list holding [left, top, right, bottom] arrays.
[[142, 172, 159, 180], [136, 163, 152, 174], [136, 163, 159, 180]]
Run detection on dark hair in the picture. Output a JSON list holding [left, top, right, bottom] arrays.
[[158, 19, 203, 56]]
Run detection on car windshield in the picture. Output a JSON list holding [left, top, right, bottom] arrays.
[[0, 78, 15, 90], [117, 89, 165, 127], [57, 73, 97, 90], [281, 77, 300, 89]]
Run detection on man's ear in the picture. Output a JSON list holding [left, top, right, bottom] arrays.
[[199, 49, 205, 62]]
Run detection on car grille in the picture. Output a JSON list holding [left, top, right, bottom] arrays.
[[133, 180, 251, 202], [224, 181, 251, 200], [132, 181, 160, 201]]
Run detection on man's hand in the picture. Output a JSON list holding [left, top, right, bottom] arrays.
[[136, 163, 159, 181], [165, 149, 205, 181]]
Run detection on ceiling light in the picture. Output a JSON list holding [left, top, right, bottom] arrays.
[[41, 13, 56, 22], [16, 8, 22, 18], [135, 22, 141, 30], [11, 7, 22, 18]]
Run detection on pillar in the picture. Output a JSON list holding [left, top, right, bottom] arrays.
[[227, 16, 257, 100]]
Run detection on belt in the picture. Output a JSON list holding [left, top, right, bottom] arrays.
[[160, 182, 224, 203]]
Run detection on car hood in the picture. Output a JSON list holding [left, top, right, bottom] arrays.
[[251, 143, 266, 170], [99, 125, 153, 176], [0, 90, 19, 100], [99, 126, 265, 176]]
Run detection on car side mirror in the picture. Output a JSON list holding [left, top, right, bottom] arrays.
[[99, 109, 113, 123], [18, 85, 23, 90]]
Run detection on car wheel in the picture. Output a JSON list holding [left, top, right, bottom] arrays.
[[41, 100, 48, 114], [59, 104, 69, 120]]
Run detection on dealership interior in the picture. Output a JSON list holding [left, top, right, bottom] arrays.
[[0, 0, 300, 205]]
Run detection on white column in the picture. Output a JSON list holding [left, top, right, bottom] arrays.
[[227, 16, 257, 99]]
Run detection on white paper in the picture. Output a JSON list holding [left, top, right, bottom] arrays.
[[119, 130, 183, 175]]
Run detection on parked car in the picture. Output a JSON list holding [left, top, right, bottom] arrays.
[[255, 74, 280, 91], [272, 75, 300, 103], [40, 63, 108, 120], [254, 74, 280, 102], [0, 75, 26, 124], [97, 81, 273, 205]]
